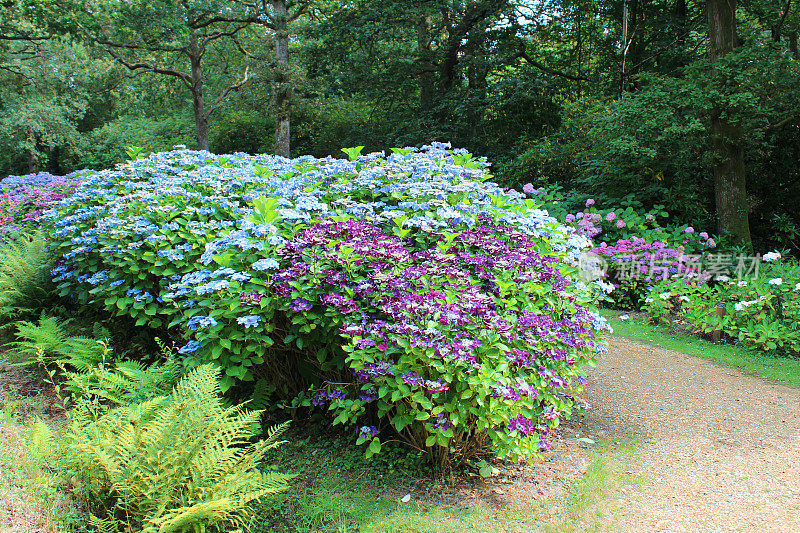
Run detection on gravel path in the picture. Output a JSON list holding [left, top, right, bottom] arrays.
[[572, 335, 800, 533]]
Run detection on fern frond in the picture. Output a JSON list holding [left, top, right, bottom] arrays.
[[8, 315, 72, 364], [0, 231, 57, 327], [69, 364, 292, 533]]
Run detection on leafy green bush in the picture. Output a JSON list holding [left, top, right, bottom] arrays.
[[83, 114, 195, 170], [69, 364, 292, 533], [47, 145, 610, 465], [644, 253, 800, 356]]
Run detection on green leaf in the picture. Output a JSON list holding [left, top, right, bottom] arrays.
[[368, 438, 381, 454]]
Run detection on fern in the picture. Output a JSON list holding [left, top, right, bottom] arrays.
[[64, 358, 182, 407], [0, 231, 57, 327], [7, 315, 106, 369], [69, 364, 293, 533]]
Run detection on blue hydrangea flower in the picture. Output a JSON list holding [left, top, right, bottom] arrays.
[[237, 315, 261, 328], [252, 258, 279, 271]]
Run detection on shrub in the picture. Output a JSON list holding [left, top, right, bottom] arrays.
[[68, 364, 293, 533], [47, 143, 610, 464], [531, 190, 717, 309], [0, 172, 84, 235], [644, 253, 800, 356], [82, 114, 195, 170]]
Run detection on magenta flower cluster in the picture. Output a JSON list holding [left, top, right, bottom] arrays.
[[0, 171, 84, 236]]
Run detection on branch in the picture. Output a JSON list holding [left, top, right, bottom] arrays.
[[207, 38, 252, 117], [200, 24, 249, 51], [766, 111, 800, 130], [207, 65, 250, 118], [288, 1, 312, 23], [0, 32, 51, 42], [517, 43, 590, 82], [631, 29, 696, 70], [94, 35, 186, 54], [776, 0, 793, 37], [103, 46, 192, 87]]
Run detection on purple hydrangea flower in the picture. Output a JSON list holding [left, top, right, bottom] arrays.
[[358, 425, 378, 440], [507, 414, 536, 436], [290, 298, 313, 311]]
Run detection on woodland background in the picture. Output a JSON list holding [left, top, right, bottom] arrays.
[[1, 0, 799, 252]]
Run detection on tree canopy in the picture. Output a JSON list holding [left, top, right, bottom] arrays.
[[1, 0, 798, 250]]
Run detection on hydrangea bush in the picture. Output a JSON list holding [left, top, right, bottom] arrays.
[[530, 190, 717, 308], [644, 252, 800, 356], [0, 171, 85, 236], [46, 143, 610, 464]]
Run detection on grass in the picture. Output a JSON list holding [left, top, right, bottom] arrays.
[[253, 424, 640, 533], [0, 366, 80, 533], [603, 310, 800, 389]]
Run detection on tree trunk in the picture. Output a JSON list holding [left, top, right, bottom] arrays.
[[26, 146, 38, 174], [675, 0, 688, 41], [618, 0, 630, 98], [707, 0, 752, 250], [416, 15, 434, 111], [790, 31, 799, 59], [675, 0, 687, 21], [273, 0, 291, 158], [189, 34, 209, 151]]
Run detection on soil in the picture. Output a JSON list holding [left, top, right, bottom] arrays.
[[575, 335, 800, 532], [0, 368, 66, 533], [428, 335, 800, 532]]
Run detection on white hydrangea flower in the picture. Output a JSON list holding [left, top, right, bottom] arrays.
[[763, 251, 781, 262], [768, 278, 783, 286], [737, 281, 748, 287], [715, 275, 730, 282], [659, 292, 671, 300], [645, 297, 654, 303], [619, 314, 630, 321]]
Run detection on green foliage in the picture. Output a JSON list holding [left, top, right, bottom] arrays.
[[510, 90, 712, 223], [61, 357, 183, 408], [83, 114, 195, 170], [210, 111, 273, 156], [0, 231, 58, 327], [9, 315, 105, 369], [644, 256, 800, 357], [69, 364, 293, 533]]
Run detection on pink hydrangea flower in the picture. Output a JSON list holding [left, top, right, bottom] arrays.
[[523, 183, 535, 194], [699, 232, 708, 240], [684, 227, 694, 233], [615, 220, 626, 229], [606, 212, 616, 222], [565, 214, 576, 223], [707, 239, 716, 248], [585, 199, 595, 207]]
